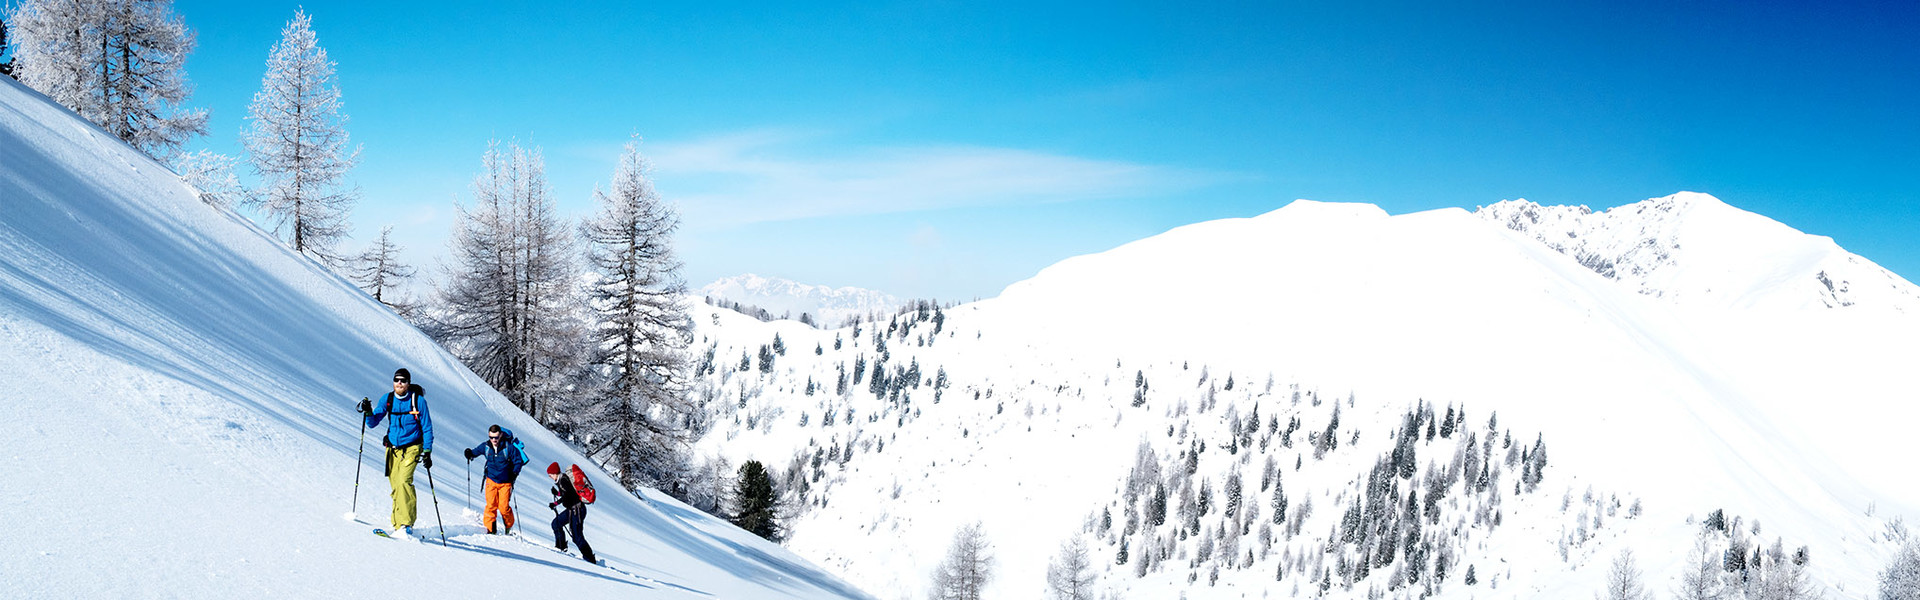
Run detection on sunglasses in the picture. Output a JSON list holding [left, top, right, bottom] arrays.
[[393, 377, 409, 383]]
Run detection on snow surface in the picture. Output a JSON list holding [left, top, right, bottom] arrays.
[[681, 198, 1920, 598], [699, 274, 900, 327], [0, 75, 871, 599], [7, 58, 1918, 599], [1476, 193, 1920, 312]]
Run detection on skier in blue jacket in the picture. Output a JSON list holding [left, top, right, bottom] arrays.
[[463, 424, 528, 534], [357, 368, 434, 535]]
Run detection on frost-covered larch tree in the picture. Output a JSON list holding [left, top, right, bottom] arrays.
[[172, 148, 243, 208], [438, 141, 585, 424], [7, 0, 206, 158], [931, 522, 995, 600], [1045, 536, 1098, 600], [579, 139, 698, 491], [351, 225, 415, 313], [1603, 549, 1649, 600], [242, 10, 358, 264], [1884, 540, 1920, 600]]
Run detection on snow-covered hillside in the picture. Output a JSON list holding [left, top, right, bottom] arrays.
[[0, 75, 870, 599], [1475, 193, 1920, 312], [680, 198, 1920, 599], [700, 274, 900, 327]]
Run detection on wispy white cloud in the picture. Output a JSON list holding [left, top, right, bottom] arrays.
[[645, 130, 1230, 229]]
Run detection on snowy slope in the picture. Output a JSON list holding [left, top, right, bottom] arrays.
[[679, 199, 1920, 599], [1476, 192, 1920, 312], [699, 274, 900, 327], [0, 75, 871, 599]]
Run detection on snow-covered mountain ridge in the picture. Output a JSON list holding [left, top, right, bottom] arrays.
[[680, 197, 1920, 599], [700, 274, 901, 327], [1475, 192, 1920, 312], [0, 74, 869, 599]]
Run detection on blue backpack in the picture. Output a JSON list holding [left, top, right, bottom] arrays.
[[497, 428, 528, 474]]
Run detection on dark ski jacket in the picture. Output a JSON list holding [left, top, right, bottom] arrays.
[[366, 385, 433, 452], [468, 436, 528, 484], [550, 473, 583, 510]]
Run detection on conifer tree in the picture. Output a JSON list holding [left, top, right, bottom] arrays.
[[172, 149, 244, 208], [439, 141, 584, 426], [7, 0, 206, 157], [1524, 434, 1549, 491], [931, 522, 995, 600], [1045, 536, 1098, 600], [1675, 533, 1725, 600], [730, 460, 780, 541], [1149, 483, 1168, 527], [1225, 471, 1243, 518], [1270, 479, 1287, 526], [242, 10, 358, 263], [577, 138, 696, 490], [351, 225, 415, 313], [1603, 549, 1650, 600], [1882, 540, 1920, 600]]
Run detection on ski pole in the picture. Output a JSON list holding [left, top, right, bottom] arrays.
[[351, 398, 368, 517], [466, 458, 473, 511], [426, 453, 448, 547]]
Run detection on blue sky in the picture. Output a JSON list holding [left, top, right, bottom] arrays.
[[148, 0, 1920, 300]]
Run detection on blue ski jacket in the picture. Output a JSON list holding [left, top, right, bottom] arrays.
[[468, 436, 528, 484], [366, 386, 433, 452]]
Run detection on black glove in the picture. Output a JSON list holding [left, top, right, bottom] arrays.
[[422, 451, 433, 469], [356, 398, 372, 416], [463, 448, 476, 461]]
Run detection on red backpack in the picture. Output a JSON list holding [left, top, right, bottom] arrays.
[[568, 464, 596, 504]]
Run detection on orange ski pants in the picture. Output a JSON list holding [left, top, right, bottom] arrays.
[[484, 479, 516, 532]]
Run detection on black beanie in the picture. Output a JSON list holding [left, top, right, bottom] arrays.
[[394, 368, 411, 383]]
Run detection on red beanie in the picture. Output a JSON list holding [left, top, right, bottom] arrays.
[[547, 462, 562, 476]]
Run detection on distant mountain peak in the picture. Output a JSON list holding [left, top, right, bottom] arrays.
[[1476, 192, 1920, 312], [1261, 199, 1391, 222], [699, 274, 900, 326]]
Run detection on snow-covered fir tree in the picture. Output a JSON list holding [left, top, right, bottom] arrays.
[[437, 140, 585, 425], [242, 10, 358, 264], [350, 225, 415, 314], [5, 0, 206, 158], [730, 459, 780, 542], [578, 138, 698, 491]]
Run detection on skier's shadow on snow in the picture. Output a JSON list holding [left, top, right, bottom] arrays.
[[441, 539, 655, 591]]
